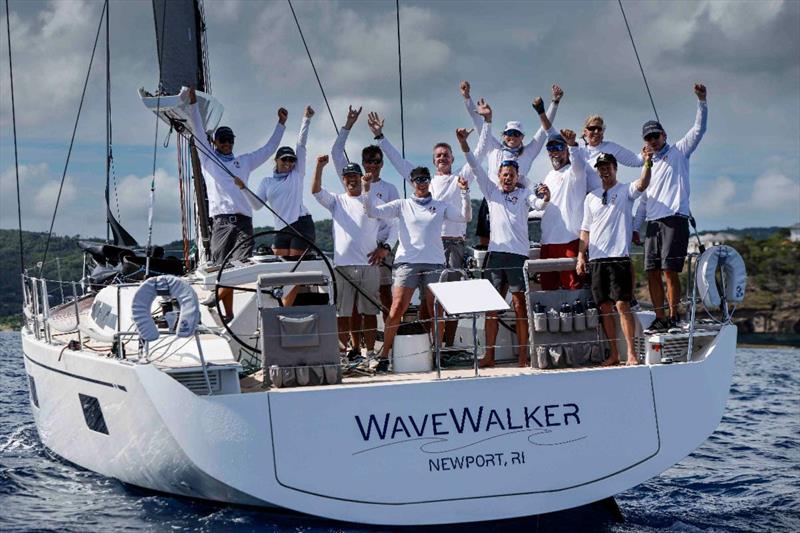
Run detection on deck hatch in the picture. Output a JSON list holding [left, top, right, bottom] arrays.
[[79, 393, 109, 434]]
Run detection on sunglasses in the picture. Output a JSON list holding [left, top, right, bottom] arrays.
[[546, 144, 566, 152], [363, 158, 383, 165], [504, 131, 523, 138], [279, 156, 297, 163], [585, 126, 603, 133], [216, 137, 235, 144], [411, 177, 431, 184], [602, 190, 608, 206], [644, 132, 662, 141]]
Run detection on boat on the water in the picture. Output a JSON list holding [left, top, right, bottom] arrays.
[[14, 0, 742, 526]]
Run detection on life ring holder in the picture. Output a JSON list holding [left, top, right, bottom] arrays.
[[695, 245, 747, 321], [213, 228, 338, 355], [131, 275, 201, 342]]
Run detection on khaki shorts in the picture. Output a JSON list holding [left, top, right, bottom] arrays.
[[393, 263, 443, 291], [379, 250, 395, 286], [335, 265, 381, 317]]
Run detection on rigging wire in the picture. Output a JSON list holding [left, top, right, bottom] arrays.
[[396, 0, 407, 198], [4, 0, 23, 275], [105, 0, 111, 242], [617, 0, 660, 124], [286, 0, 347, 160], [39, 0, 107, 275]]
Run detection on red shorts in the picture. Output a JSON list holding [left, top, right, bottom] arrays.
[[539, 240, 582, 290]]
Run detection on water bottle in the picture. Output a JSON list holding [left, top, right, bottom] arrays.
[[585, 298, 599, 329], [573, 298, 586, 331], [559, 302, 573, 332], [533, 303, 547, 332]]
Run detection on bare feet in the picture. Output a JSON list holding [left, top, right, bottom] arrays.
[[625, 354, 639, 366], [518, 355, 529, 368], [601, 354, 620, 367], [479, 356, 495, 368]]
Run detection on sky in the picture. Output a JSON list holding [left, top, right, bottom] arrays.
[[1, 0, 798, 244]]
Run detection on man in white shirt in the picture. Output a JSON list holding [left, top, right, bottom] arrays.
[[634, 83, 708, 331], [184, 87, 287, 321], [578, 151, 652, 366], [458, 128, 551, 368], [365, 167, 471, 372], [538, 130, 600, 290], [331, 106, 400, 320], [366, 112, 471, 349], [312, 155, 380, 358]]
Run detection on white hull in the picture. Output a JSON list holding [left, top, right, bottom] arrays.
[[20, 325, 735, 525]]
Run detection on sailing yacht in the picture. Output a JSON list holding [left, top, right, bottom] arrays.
[[15, 0, 744, 525]]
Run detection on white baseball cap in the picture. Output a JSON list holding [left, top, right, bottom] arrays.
[[503, 121, 525, 136]]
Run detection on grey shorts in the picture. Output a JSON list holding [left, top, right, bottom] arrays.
[[484, 251, 528, 294], [335, 265, 381, 317], [645, 215, 689, 272], [379, 250, 395, 286], [210, 214, 253, 265], [393, 263, 443, 291], [442, 238, 467, 282]]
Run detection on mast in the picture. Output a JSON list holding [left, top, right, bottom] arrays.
[[152, 0, 212, 265]]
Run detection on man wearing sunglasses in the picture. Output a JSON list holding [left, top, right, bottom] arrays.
[[460, 81, 562, 247], [331, 106, 400, 320], [184, 87, 287, 322], [367, 111, 471, 350], [633, 83, 708, 332], [538, 130, 600, 290], [458, 128, 551, 368], [577, 151, 652, 366], [365, 167, 472, 372]]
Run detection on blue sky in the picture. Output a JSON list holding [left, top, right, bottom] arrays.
[[1, 0, 798, 243]]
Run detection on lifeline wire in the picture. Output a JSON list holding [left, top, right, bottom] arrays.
[[39, 0, 107, 275], [5, 0, 24, 274], [286, 0, 347, 161], [617, 0, 660, 124]]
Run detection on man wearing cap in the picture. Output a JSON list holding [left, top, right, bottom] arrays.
[[460, 82, 562, 246], [633, 84, 708, 331], [457, 128, 551, 368], [365, 166, 472, 372], [577, 151, 652, 366], [331, 106, 400, 320], [312, 154, 381, 358], [366, 111, 471, 350], [538, 129, 600, 290], [184, 87, 287, 321]]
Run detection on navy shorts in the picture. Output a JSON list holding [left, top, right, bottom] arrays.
[[210, 214, 253, 265], [645, 215, 689, 272], [273, 214, 316, 251]]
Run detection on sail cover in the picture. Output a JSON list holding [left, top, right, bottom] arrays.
[[152, 0, 207, 94]]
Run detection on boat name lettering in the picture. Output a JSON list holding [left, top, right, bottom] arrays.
[[354, 404, 581, 442]]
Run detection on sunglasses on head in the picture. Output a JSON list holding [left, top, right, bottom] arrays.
[[644, 132, 662, 141], [546, 143, 566, 152], [585, 126, 603, 133], [363, 158, 382, 165]]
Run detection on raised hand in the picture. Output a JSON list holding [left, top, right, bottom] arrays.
[[278, 107, 288, 125], [551, 84, 564, 103], [362, 172, 373, 191], [456, 127, 474, 151], [476, 98, 492, 122], [536, 183, 551, 202], [560, 129, 577, 146], [367, 112, 384, 137], [316, 154, 329, 166], [460, 80, 471, 99], [304, 105, 315, 118], [458, 177, 469, 190], [532, 96, 545, 115], [694, 83, 707, 101], [344, 105, 362, 129], [187, 87, 197, 105], [641, 145, 653, 163]]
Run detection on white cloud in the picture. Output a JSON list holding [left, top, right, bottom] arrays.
[[751, 171, 800, 211], [34, 180, 77, 217], [693, 175, 737, 217]]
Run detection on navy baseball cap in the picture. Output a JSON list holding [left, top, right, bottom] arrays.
[[276, 146, 297, 160], [500, 159, 519, 170], [342, 162, 363, 176], [594, 153, 618, 167], [410, 166, 432, 182], [642, 120, 665, 138], [546, 133, 567, 145], [214, 126, 235, 142]]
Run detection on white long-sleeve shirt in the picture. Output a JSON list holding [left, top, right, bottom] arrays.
[[465, 152, 547, 256], [313, 189, 378, 266], [580, 140, 643, 191], [539, 146, 596, 245], [465, 97, 558, 186], [331, 127, 400, 246], [378, 136, 472, 239], [189, 102, 284, 218], [250, 116, 312, 228], [637, 101, 708, 223], [366, 190, 471, 265]]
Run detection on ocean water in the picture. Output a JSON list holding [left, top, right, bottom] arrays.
[[1, 332, 798, 532]]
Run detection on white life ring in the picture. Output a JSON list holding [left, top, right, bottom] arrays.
[[695, 245, 747, 309], [131, 275, 200, 342]]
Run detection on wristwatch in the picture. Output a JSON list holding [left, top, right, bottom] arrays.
[[379, 242, 391, 251], [374, 133, 385, 140]]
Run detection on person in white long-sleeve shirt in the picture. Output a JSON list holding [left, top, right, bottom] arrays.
[[635, 83, 708, 331], [579, 114, 643, 180], [365, 167, 472, 372], [458, 128, 551, 368], [460, 81, 562, 246], [537, 130, 600, 290], [331, 106, 400, 320], [184, 87, 286, 321], [249, 106, 316, 258], [312, 154, 381, 358], [366, 111, 472, 349]]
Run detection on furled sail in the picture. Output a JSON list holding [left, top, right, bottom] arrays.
[[152, 0, 208, 94]]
